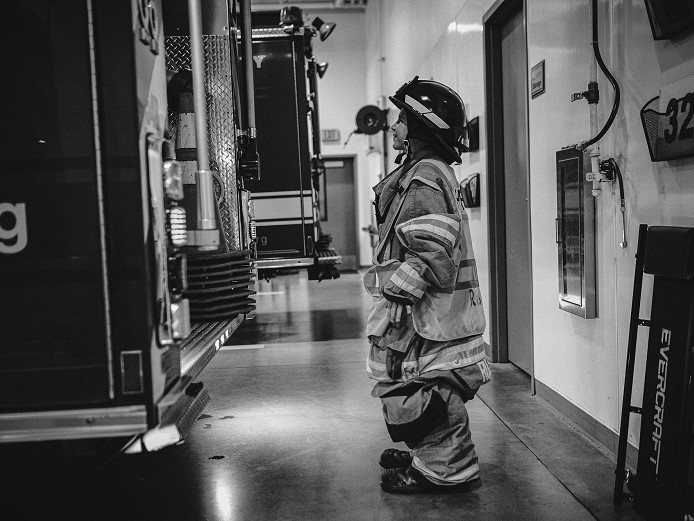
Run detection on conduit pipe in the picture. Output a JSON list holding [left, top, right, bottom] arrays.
[[241, 0, 257, 137], [580, 0, 621, 197], [588, 26, 602, 197], [579, 0, 626, 246], [581, 0, 621, 152], [188, 0, 219, 246]]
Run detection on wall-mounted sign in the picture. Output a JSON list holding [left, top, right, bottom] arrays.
[[322, 128, 341, 142], [531, 60, 545, 99]]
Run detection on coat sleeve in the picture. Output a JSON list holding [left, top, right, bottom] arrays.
[[382, 182, 461, 305]]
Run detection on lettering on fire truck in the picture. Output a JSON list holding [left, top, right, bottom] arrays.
[[0, 202, 28, 254], [253, 55, 267, 68]]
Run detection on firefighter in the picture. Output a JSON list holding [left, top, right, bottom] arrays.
[[363, 77, 491, 493]]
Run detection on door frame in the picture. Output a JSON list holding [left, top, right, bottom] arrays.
[[322, 154, 359, 272], [484, 0, 535, 390]]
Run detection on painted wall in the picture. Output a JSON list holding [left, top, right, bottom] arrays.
[[360, 0, 694, 451], [298, 9, 375, 266], [526, 0, 694, 450]]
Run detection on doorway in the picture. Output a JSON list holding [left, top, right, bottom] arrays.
[[484, 0, 534, 377], [321, 157, 358, 271]]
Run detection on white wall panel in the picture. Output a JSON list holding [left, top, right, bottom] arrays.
[[527, 0, 694, 444], [611, 0, 694, 445], [451, 0, 491, 348], [526, 0, 622, 431]]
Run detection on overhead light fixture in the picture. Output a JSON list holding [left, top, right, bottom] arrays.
[[316, 62, 329, 78], [311, 16, 336, 41]]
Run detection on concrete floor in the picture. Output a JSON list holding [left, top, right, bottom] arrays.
[[1, 271, 647, 521]]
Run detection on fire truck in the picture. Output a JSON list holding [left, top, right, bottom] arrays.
[[246, 6, 342, 281], [0, 0, 337, 457]]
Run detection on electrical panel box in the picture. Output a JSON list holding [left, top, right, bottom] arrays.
[[556, 148, 597, 319]]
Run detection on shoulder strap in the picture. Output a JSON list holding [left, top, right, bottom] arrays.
[[416, 159, 458, 194], [415, 159, 464, 219], [374, 160, 459, 259], [374, 159, 463, 260], [374, 187, 410, 260]]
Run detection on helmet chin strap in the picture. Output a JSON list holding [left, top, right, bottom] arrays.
[[395, 139, 410, 164]]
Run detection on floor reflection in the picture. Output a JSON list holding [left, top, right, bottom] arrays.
[[0, 272, 647, 521]]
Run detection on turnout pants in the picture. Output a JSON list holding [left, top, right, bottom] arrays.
[[369, 323, 490, 485], [409, 377, 480, 485]]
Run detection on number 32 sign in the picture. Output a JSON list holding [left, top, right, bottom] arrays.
[[656, 76, 693, 160], [641, 75, 694, 162], [663, 93, 693, 144]]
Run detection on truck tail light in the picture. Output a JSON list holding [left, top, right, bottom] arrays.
[[163, 160, 184, 201], [168, 206, 187, 247]]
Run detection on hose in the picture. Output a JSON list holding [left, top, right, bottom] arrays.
[[580, 0, 621, 150], [608, 158, 625, 206], [607, 157, 627, 247]]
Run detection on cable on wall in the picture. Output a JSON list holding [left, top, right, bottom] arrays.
[[579, 0, 621, 150]]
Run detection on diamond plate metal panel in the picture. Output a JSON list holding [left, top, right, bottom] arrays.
[[165, 35, 240, 251], [251, 27, 296, 38]]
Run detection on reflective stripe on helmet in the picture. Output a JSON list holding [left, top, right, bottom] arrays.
[[404, 94, 450, 129]]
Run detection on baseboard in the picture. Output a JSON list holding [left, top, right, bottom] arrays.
[[535, 379, 640, 472]]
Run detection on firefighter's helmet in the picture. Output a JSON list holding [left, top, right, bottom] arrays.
[[389, 76, 469, 163]]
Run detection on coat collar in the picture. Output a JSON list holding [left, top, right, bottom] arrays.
[[373, 145, 441, 217]]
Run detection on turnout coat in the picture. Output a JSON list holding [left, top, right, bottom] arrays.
[[364, 148, 487, 383]]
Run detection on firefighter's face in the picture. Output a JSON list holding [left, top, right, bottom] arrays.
[[391, 109, 408, 151]]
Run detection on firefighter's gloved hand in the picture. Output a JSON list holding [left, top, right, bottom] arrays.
[[386, 300, 411, 327]]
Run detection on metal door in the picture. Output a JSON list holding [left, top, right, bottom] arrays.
[[501, 8, 533, 374], [320, 158, 357, 270]]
